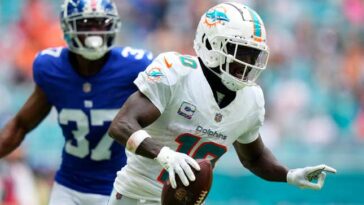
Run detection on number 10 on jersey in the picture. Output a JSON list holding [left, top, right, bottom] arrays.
[[157, 133, 227, 183]]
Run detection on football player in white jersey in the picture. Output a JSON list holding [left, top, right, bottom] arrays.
[[107, 2, 336, 205]]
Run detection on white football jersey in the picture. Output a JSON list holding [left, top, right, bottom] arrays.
[[114, 52, 265, 201]]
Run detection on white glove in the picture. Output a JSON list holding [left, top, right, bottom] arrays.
[[287, 164, 336, 190], [155, 146, 200, 189]]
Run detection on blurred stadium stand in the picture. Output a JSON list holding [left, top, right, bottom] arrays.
[[1, 0, 364, 204]]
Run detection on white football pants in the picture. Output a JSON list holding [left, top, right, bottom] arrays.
[[48, 182, 110, 205], [107, 189, 160, 205]]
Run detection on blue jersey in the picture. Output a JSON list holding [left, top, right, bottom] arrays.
[[32, 46, 152, 195]]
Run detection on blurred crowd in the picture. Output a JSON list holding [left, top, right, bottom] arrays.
[[0, 0, 364, 204]]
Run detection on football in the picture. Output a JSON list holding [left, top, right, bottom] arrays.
[[161, 159, 213, 205]]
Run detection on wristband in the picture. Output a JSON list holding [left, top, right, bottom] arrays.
[[126, 130, 151, 153]]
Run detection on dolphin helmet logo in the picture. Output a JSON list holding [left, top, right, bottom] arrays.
[[204, 6, 230, 28], [206, 10, 229, 22]]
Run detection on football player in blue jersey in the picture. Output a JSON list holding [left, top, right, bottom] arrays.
[[0, 0, 152, 204]]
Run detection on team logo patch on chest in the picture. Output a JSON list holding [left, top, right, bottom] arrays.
[[177, 101, 196, 119]]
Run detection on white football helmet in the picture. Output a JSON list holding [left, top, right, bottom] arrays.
[[60, 0, 121, 60], [194, 2, 269, 91]]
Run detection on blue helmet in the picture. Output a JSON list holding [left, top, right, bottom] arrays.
[[60, 0, 121, 60]]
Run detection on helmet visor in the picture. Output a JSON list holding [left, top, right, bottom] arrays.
[[220, 40, 269, 85], [225, 41, 269, 70], [66, 16, 119, 35], [76, 17, 114, 32]]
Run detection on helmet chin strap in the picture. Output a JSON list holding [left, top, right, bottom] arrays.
[[205, 55, 247, 92], [203, 58, 240, 92], [221, 72, 245, 92]]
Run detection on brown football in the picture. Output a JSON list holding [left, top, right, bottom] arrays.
[[161, 159, 213, 205]]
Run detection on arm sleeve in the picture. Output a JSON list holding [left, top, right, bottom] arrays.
[[236, 110, 264, 144], [32, 53, 44, 88], [133, 53, 175, 113], [237, 87, 266, 144]]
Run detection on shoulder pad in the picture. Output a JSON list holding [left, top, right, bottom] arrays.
[[252, 86, 265, 108], [149, 52, 199, 84], [33, 47, 65, 71]]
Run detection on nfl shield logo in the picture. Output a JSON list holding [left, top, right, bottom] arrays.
[[215, 113, 223, 122], [83, 82, 92, 93]]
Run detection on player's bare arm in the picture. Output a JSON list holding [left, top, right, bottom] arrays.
[[109, 91, 163, 158], [234, 135, 337, 189], [233, 135, 288, 182], [0, 85, 51, 158]]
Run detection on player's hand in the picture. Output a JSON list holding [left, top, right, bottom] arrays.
[[155, 146, 200, 189], [287, 164, 336, 190]]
